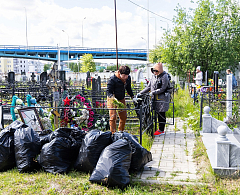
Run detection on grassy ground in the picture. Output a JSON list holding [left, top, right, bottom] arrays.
[[1, 87, 240, 194]]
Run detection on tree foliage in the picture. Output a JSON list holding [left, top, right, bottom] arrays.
[[106, 65, 117, 71], [69, 62, 82, 72], [81, 54, 96, 73], [150, 0, 240, 78], [43, 64, 51, 72]]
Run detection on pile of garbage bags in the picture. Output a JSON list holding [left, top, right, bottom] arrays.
[[0, 121, 152, 189]]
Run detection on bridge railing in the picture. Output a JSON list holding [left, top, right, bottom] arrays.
[[0, 45, 147, 53], [0, 45, 58, 50]]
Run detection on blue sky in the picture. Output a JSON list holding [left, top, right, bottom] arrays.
[[0, 0, 198, 63]]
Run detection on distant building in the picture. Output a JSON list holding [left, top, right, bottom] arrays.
[[28, 60, 44, 73], [0, 58, 44, 75], [13, 58, 28, 74], [0, 58, 13, 74]]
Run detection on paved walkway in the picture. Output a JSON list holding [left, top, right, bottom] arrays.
[[134, 118, 200, 185]]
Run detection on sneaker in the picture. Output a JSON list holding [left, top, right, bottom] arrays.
[[154, 130, 165, 136]]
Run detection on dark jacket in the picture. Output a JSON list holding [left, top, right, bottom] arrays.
[[140, 71, 170, 112], [107, 74, 134, 101]]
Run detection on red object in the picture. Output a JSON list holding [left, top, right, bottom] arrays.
[[63, 96, 71, 106], [154, 130, 165, 136]]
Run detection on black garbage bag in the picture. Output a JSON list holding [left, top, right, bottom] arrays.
[[69, 128, 87, 160], [0, 130, 15, 171], [38, 137, 73, 174], [38, 127, 86, 174], [50, 127, 73, 140], [39, 129, 53, 146], [74, 129, 112, 173], [89, 138, 132, 189], [14, 125, 42, 172], [51, 127, 86, 161], [0, 121, 26, 171], [3, 120, 25, 131], [113, 132, 152, 172]]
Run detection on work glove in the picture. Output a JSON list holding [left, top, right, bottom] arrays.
[[132, 98, 138, 103]]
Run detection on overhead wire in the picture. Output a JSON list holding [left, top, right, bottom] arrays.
[[127, 0, 173, 22]]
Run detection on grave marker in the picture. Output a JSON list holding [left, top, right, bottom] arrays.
[[86, 71, 91, 88], [97, 76, 101, 91], [40, 72, 48, 84], [8, 72, 15, 84], [31, 72, 36, 82], [46, 63, 62, 128]]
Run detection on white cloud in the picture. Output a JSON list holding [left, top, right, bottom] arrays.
[[0, 0, 196, 65]]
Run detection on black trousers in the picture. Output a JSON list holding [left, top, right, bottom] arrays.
[[157, 112, 166, 131]]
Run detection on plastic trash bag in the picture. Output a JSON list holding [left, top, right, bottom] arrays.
[[69, 128, 86, 147], [89, 138, 132, 189], [39, 129, 53, 146], [69, 128, 87, 159], [38, 127, 86, 174], [51, 127, 86, 161], [74, 129, 112, 173], [38, 137, 73, 174], [113, 132, 152, 172], [14, 125, 42, 172], [0, 129, 16, 171], [0, 121, 26, 171], [3, 120, 25, 132], [51, 127, 73, 139]]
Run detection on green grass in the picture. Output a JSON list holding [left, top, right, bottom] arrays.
[[167, 87, 199, 119], [0, 168, 212, 194], [142, 133, 153, 151], [0, 167, 234, 194]]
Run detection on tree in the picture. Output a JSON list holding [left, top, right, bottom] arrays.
[[106, 65, 117, 71], [81, 54, 96, 72], [44, 64, 51, 72], [149, 0, 240, 78], [68, 62, 82, 72]]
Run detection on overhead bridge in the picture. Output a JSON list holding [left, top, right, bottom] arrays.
[[0, 45, 147, 61]]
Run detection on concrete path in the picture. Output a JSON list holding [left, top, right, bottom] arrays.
[[134, 118, 200, 185]]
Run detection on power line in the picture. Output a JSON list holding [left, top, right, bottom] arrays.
[[127, 0, 173, 22]]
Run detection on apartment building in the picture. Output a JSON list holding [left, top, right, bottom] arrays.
[[13, 58, 28, 74], [28, 60, 44, 73], [0, 58, 44, 75], [0, 58, 13, 74]]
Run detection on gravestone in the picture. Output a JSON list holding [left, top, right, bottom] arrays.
[[22, 75, 27, 82], [86, 71, 91, 88], [91, 78, 98, 106], [226, 74, 232, 121], [205, 70, 208, 85], [213, 71, 219, 93], [136, 68, 147, 83], [40, 72, 48, 84], [46, 63, 61, 127], [58, 71, 66, 82], [97, 76, 101, 91], [31, 72, 36, 82], [58, 70, 66, 90], [8, 72, 15, 84], [92, 78, 97, 91]]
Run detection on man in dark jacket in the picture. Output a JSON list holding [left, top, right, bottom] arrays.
[[107, 65, 134, 133]]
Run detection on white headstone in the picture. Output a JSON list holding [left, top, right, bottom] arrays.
[[226, 74, 232, 120], [136, 68, 146, 83]]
